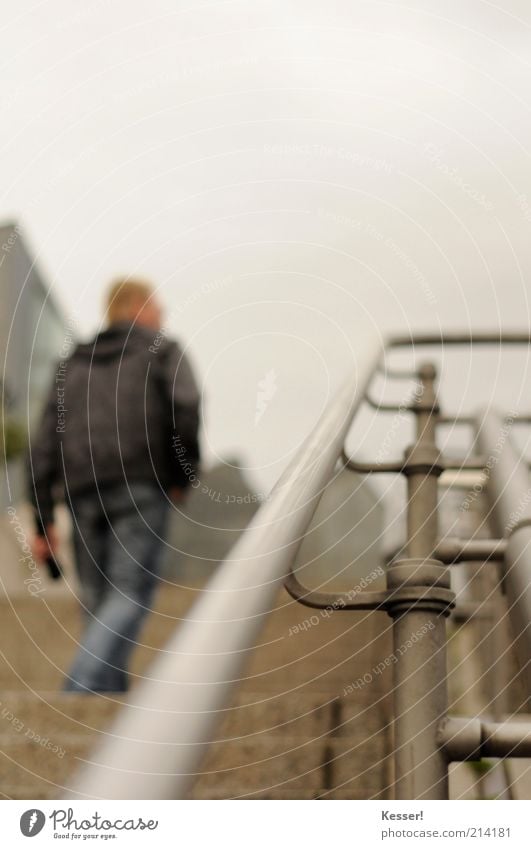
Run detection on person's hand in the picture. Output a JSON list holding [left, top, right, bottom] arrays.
[[169, 487, 187, 505], [32, 524, 59, 562]]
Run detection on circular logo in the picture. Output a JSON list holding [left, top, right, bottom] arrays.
[[20, 810, 46, 837]]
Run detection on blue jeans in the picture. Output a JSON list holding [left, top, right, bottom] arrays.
[[64, 482, 169, 693]]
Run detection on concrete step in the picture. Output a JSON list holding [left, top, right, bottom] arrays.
[[0, 785, 385, 801], [0, 731, 390, 800], [0, 636, 391, 800], [191, 605, 392, 799], [0, 736, 98, 797], [0, 588, 392, 691], [0, 584, 200, 689], [0, 586, 392, 799], [192, 735, 390, 799], [193, 722, 391, 800], [0, 691, 124, 740], [0, 690, 376, 741], [0, 684, 389, 739]]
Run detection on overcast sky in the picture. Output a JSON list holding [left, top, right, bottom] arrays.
[[2, 0, 531, 492]]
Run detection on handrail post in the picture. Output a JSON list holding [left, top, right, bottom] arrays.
[[388, 363, 453, 799]]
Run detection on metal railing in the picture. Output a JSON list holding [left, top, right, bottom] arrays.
[[70, 331, 531, 800]]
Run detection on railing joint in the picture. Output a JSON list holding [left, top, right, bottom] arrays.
[[434, 537, 506, 564]]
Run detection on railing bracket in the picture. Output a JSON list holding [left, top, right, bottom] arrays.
[[439, 716, 531, 762]]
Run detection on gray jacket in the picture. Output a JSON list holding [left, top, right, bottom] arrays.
[[27, 321, 200, 528]]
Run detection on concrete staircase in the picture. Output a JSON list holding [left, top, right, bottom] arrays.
[[0, 582, 393, 800], [2, 486, 528, 800]]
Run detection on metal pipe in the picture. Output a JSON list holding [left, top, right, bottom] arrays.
[[68, 337, 384, 800], [434, 538, 506, 564], [391, 605, 450, 798], [474, 408, 531, 702], [482, 720, 531, 758], [405, 364, 439, 560], [390, 364, 453, 800], [389, 332, 531, 348], [284, 566, 388, 610]]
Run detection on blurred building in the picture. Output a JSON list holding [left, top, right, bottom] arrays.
[[165, 462, 384, 587], [0, 221, 66, 507], [294, 467, 385, 591]]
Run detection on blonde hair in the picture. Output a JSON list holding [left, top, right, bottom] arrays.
[[105, 278, 154, 324]]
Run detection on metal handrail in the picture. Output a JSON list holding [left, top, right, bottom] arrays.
[[69, 330, 531, 800], [389, 331, 531, 347], [475, 408, 531, 701]]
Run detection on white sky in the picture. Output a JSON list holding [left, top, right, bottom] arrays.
[[2, 0, 531, 492]]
